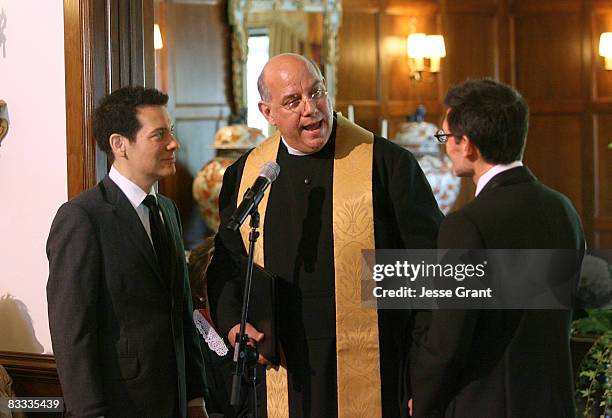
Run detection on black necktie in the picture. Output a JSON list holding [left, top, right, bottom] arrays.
[[143, 195, 170, 277]]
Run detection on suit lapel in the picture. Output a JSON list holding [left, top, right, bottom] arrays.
[[158, 195, 180, 292], [101, 176, 164, 282]]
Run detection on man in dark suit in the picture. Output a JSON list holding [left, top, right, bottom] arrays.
[[411, 79, 585, 418], [46, 86, 209, 418]]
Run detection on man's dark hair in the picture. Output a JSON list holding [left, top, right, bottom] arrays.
[[93, 86, 169, 162], [444, 79, 529, 164]]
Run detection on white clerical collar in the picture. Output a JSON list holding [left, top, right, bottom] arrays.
[[475, 160, 523, 197], [281, 137, 312, 156], [109, 165, 157, 210]]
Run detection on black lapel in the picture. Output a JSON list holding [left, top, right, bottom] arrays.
[[157, 195, 180, 292], [100, 176, 163, 282], [478, 166, 537, 196]]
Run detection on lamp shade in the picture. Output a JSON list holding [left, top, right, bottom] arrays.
[[154, 24, 163, 50], [407, 33, 427, 58], [426, 35, 446, 58], [600, 33, 612, 57]]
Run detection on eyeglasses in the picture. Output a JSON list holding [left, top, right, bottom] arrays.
[[434, 129, 457, 144], [279, 88, 328, 114]]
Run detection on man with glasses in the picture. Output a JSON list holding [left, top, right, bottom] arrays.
[[411, 79, 585, 417], [207, 53, 442, 417]]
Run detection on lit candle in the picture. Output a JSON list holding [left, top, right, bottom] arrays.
[[347, 105, 355, 122], [381, 119, 388, 138]]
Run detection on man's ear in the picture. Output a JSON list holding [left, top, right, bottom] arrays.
[[463, 136, 480, 162], [109, 133, 127, 159], [258, 101, 276, 126]]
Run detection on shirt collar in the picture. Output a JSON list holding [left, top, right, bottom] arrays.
[[281, 136, 312, 156], [475, 160, 523, 197], [109, 166, 157, 210]]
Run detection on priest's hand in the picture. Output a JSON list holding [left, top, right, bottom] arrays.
[[228, 322, 270, 365], [187, 405, 209, 418]]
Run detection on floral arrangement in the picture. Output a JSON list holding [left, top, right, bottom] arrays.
[[573, 310, 612, 417], [572, 252, 612, 417]]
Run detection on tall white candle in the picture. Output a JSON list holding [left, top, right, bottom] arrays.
[[347, 105, 355, 122], [381, 119, 388, 138]]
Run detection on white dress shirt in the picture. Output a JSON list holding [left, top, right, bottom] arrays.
[[108, 166, 158, 245], [475, 160, 524, 197]]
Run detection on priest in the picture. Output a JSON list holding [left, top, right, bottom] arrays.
[[207, 53, 443, 418]]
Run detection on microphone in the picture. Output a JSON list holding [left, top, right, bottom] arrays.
[[226, 161, 280, 231]]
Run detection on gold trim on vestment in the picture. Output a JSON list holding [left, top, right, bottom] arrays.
[[238, 115, 381, 417]]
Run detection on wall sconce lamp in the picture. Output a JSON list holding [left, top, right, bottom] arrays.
[[154, 24, 163, 50], [599, 32, 612, 70], [407, 33, 446, 80]]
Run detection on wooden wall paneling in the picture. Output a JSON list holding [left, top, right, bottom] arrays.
[[594, 114, 612, 218], [495, 0, 512, 84], [444, 0, 498, 14], [385, 98, 442, 116], [342, 0, 379, 12], [592, 9, 612, 101], [337, 10, 380, 131], [513, 11, 583, 102], [523, 114, 584, 215], [92, 0, 108, 110], [105, 0, 154, 90], [581, 0, 595, 246], [129, 0, 145, 85], [337, 11, 379, 103], [143, 0, 155, 87], [510, 0, 582, 14], [118, 0, 131, 85], [596, 230, 612, 247], [443, 12, 498, 85], [107, 0, 121, 91], [384, 0, 439, 16], [159, 1, 231, 246], [172, 5, 228, 105], [593, 213, 612, 247]]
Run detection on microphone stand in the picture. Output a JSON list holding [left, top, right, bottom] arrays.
[[230, 208, 260, 418]]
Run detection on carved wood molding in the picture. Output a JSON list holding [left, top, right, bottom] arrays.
[[64, 0, 97, 199], [0, 352, 58, 382], [0, 351, 62, 400]]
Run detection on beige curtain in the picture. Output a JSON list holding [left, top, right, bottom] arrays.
[[269, 21, 303, 56], [246, 11, 307, 57]]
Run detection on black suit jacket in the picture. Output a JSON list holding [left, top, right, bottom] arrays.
[[47, 176, 206, 418], [412, 166, 585, 418]]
